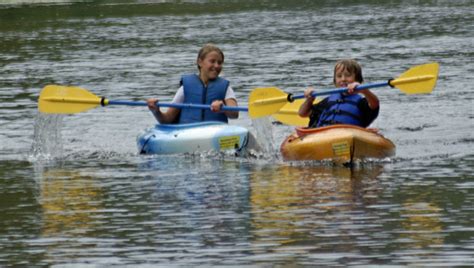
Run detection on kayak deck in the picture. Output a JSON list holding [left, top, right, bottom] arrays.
[[280, 124, 395, 163], [137, 121, 249, 155]]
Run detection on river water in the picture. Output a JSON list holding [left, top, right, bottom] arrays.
[[1, 0, 473, 266]]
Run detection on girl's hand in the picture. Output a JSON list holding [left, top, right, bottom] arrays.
[[347, 82, 361, 94], [211, 100, 225, 112], [147, 98, 160, 113], [304, 87, 316, 100]]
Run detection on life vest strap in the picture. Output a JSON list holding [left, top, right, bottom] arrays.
[[324, 109, 362, 121]]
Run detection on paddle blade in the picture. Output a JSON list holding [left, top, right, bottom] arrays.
[[39, 85, 102, 114], [392, 62, 439, 94], [272, 98, 323, 126], [248, 87, 289, 118], [271, 99, 308, 126]]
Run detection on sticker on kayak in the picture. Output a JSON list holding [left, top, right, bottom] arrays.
[[332, 141, 350, 157], [219, 136, 241, 150]]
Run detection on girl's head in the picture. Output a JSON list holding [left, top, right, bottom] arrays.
[[197, 44, 224, 82], [333, 59, 363, 87]]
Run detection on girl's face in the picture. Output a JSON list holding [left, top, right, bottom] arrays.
[[334, 65, 356, 87], [198, 51, 223, 82]]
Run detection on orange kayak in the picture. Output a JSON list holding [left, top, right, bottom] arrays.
[[280, 124, 395, 163]]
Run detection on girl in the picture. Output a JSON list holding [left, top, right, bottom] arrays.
[[147, 44, 239, 124], [299, 59, 379, 128]]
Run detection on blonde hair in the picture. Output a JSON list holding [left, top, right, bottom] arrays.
[[196, 43, 224, 70], [333, 59, 364, 84]]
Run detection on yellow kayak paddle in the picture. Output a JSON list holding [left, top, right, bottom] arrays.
[[38, 85, 302, 121], [271, 98, 324, 127], [38, 85, 248, 114], [249, 62, 439, 118]]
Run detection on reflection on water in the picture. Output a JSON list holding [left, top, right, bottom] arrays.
[[0, 158, 472, 266], [247, 164, 454, 265], [35, 168, 102, 236], [249, 166, 384, 260], [399, 201, 443, 249]]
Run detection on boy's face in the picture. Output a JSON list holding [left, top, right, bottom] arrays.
[[198, 51, 223, 81], [334, 66, 356, 87]]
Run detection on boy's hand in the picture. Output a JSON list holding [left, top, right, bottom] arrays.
[[347, 82, 361, 94], [304, 87, 316, 100]]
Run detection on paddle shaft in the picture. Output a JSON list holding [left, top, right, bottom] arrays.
[[107, 100, 248, 112], [289, 81, 389, 101], [291, 75, 435, 101]]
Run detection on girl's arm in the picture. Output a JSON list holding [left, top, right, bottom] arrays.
[[210, 98, 239, 119], [147, 98, 181, 123]]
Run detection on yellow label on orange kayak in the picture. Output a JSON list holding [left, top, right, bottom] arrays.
[[332, 141, 350, 157], [219, 136, 240, 150]]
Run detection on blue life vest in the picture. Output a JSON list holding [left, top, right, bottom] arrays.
[[317, 93, 364, 127], [178, 74, 229, 124]]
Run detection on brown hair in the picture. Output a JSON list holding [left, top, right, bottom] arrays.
[[333, 59, 363, 84], [196, 43, 224, 70]]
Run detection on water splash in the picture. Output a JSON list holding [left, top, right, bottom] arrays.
[[251, 116, 280, 159], [29, 113, 65, 161]]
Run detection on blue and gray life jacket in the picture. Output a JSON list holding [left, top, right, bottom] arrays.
[[178, 74, 229, 124]]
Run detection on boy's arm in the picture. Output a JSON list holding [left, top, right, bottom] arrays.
[[359, 89, 379, 110], [299, 87, 316, 117]]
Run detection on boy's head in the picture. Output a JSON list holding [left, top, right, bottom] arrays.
[[333, 59, 363, 84]]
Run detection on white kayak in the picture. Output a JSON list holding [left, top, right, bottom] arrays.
[[137, 121, 249, 155]]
